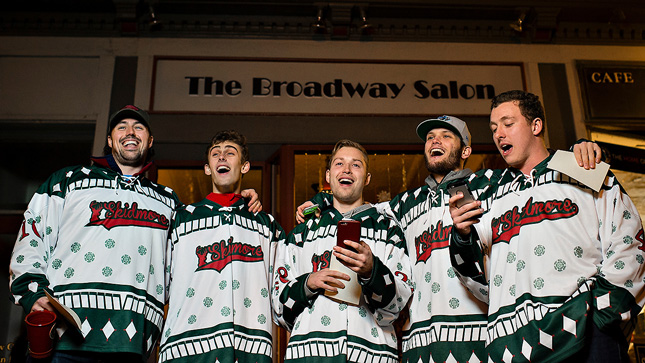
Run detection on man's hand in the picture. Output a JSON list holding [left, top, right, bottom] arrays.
[[333, 240, 374, 279], [296, 201, 315, 224], [449, 193, 483, 238], [241, 189, 262, 213], [572, 141, 602, 170], [31, 296, 54, 313], [307, 269, 350, 293]]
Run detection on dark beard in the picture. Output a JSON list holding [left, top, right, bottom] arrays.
[[113, 149, 147, 167], [425, 147, 461, 175]]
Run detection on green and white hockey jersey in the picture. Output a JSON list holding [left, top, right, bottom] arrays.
[[9, 157, 180, 359], [272, 205, 412, 363], [378, 170, 489, 363], [450, 154, 645, 362], [159, 195, 284, 363]]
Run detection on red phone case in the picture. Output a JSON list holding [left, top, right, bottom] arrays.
[[337, 220, 361, 251]]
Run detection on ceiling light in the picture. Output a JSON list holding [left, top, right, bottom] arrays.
[[312, 6, 326, 32], [510, 10, 527, 32]]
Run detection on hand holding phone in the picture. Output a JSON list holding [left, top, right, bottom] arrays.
[[337, 220, 360, 253], [447, 179, 475, 208]]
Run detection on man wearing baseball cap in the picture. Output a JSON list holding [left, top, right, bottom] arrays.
[[9, 105, 180, 362], [379, 115, 490, 363], [297, 115, 488, 362]]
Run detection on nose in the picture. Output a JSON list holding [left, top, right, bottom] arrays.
[[124, 125, 136, 136]]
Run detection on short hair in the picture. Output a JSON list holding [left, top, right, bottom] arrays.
[[205, 130, 249, 164], [327, 139, 370, 172], [491, 90, 546, 136]]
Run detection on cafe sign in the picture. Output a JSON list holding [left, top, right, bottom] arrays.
[[578, 61, 645, 123], [151, 57, 525, 115]]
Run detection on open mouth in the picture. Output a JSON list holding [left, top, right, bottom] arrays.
[[122, 138, 139, 149], [216, 165, 231, 174], [339, 178, 354, 185], [500, 143, 513, 155], [430, 148, 445, 157]]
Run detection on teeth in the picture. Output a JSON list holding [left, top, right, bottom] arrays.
[[430, 148, 445, 156], [339, 178, 353, 184], [124, 141, 137, 146], [217, 166, 230, 173], [501, 144, 512, 151]]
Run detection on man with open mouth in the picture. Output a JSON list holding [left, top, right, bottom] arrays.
[[160, 130, 284, 363], [450, 90, 644, 363], [273, 139, 412, 363], [9, 105, 181, 362]]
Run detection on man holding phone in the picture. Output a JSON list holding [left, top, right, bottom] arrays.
[[449, 90, 644, 362], [272, 139, 412, 363], [379, 116, 490, 363]]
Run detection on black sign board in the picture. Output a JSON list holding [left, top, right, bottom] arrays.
[[578, 62, 645, 123], [597, 141, 645, 174]]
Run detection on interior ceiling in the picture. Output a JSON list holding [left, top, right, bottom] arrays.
[[3, 0, 645, 44]]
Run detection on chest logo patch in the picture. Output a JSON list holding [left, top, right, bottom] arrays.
[[492, 197, 579, 244], [87, 201, 169, 230], [196, 236, 264, 272], [311, 250, 332, 272], [415, 220, 451, 263]]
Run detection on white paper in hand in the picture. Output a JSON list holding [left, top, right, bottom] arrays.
[[324, 255, 362, 306], [547, 150, 610, 192], [45, 290, 82, 332]]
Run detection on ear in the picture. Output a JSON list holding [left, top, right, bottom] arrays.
[[241, 161, 250, 175], [365, 173, 371, 186], [461, 145, 472, 160], [148, 135, 154, 148], [325, 169, 330, 184], [107, 135, 113, 149], [532, 118, 543, 136], [204, 164, 212, 176]]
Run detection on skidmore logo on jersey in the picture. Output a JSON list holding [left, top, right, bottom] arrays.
[[87, 201, 169, 230], [311, 250, 333, 272], [415, 221, 452, 263], [195, 237, 264, 272], [492, 197, 579, 244]]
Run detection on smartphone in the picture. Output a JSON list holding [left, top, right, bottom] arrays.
[[447, 179, 475, 208], [337, 220, 360, 252]]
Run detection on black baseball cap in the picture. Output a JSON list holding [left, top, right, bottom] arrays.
[[108, 105, 151, 132]]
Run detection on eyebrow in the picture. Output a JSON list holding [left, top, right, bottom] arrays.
[[333, 157, 364, 165], [210, 145, 239, 153], [116, 120, 145, 126], [428, 130, 455, 136], [489, 115, 513, 126]]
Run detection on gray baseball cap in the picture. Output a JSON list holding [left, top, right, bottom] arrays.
[[416, 115, 471, 146]]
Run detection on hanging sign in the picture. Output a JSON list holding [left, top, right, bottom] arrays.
[[151, 57, 525, 115]]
